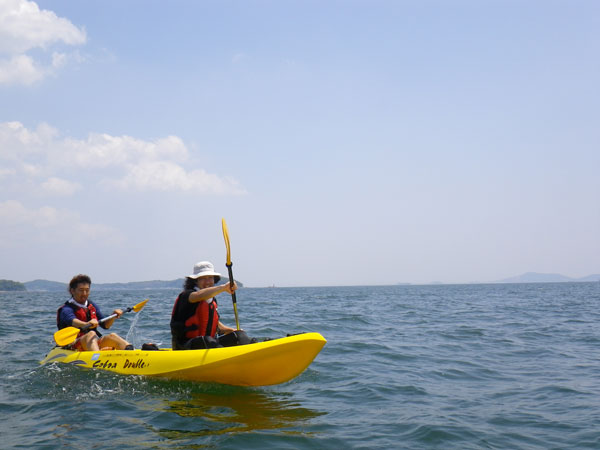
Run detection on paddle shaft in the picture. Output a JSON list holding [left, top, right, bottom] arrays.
[[99, 305, 135, 324], [92, 298, 148, 324], [80, 302, 143, 332], [226, 262, 240, 330], [74, 306, 126, 332]]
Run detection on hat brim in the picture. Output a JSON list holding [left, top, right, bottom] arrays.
[[188, 272, 221, 282]]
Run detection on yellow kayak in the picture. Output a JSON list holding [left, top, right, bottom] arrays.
[[40, 332, 326, 386]]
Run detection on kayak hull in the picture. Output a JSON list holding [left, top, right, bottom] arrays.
[[40, 332, 326, 386]]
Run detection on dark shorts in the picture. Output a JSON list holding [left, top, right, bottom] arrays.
[[173, 330, 254, 350]]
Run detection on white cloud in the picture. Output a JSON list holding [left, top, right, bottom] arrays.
[[0, 200, 123, 247], [62, 133, 189, 168], [0, 121, 247, 195], [0, 0, 86, 85], [41, 177, 81, 196], [51, 51, 67, 68], [0, 121, 58, 167], [0, 54, 43, 84], [0, 167, 16, 178], [0, 121, 57, 149], [106, 161, 246, 194]]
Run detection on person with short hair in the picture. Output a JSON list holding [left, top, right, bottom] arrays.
[[57, 274, 133, 351], [170, 261, 250, 350]]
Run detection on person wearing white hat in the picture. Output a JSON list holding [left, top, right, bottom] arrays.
[[170, 261, 240, 350]]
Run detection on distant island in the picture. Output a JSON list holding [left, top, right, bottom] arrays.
[[0, 279, 26, 291], [494, 272, 600, 284], [0, 278, 241, 292], [396, 272, 600, 286]]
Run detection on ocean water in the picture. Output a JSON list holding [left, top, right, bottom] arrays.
[[1, 282, 599, 449]]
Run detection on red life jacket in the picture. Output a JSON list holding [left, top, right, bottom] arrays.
[[56, 300, 98, 330], [171, 295, 219, 340]]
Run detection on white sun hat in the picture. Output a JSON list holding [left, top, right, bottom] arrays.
[[188, 261, 221, 282]]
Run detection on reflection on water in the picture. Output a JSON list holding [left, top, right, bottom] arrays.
[[35, 363, 325, 439], [29, 364, 326, 448], [154, 387, 326, 441]]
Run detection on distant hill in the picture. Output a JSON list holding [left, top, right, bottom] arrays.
[[578, 274, 600, 282], [24, 278, 239, 291], [24, 279, 68, 291], [0, 279, 26, 291], [496, 272, 600, 283]]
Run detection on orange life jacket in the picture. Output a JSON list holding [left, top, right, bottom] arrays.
[[56, 300, 98, 329], [171, 295, 219, 340]]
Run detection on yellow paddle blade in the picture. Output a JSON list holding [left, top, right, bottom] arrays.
[[222, 218, 232, 265], [132, 299, 149, 312], [54, 326, 80, 347]]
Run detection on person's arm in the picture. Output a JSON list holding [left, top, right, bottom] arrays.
[[188, 282, 237, 303], [60, 306, 97, 330], [93, 301, 122, 329], [72, 317, 98, 329], [101, 309, 122, 329]]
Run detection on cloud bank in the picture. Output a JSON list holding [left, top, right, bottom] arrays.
[[0, 0, 86, 85], [0, 121, 246, 195], [0, 199, 123, 247], [0, 121, 245, 249]]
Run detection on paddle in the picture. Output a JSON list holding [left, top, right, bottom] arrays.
[[222, 218, 241, 330], [53, 299, 149, 347]]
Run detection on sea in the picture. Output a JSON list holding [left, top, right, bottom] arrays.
[[1, 282, 599, 449]]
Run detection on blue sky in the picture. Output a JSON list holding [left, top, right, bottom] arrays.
[[1, 0, 598, 287]]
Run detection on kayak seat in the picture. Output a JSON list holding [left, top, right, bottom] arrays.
[[142, 343, 159, 351]]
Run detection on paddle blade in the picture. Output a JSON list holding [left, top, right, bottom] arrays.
[[222, 218, 232, 265], [132, 299, 149, 312], [54, 326, 80, 347]]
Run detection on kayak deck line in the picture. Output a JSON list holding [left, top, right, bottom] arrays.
[[40, 332, 327, 386]]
